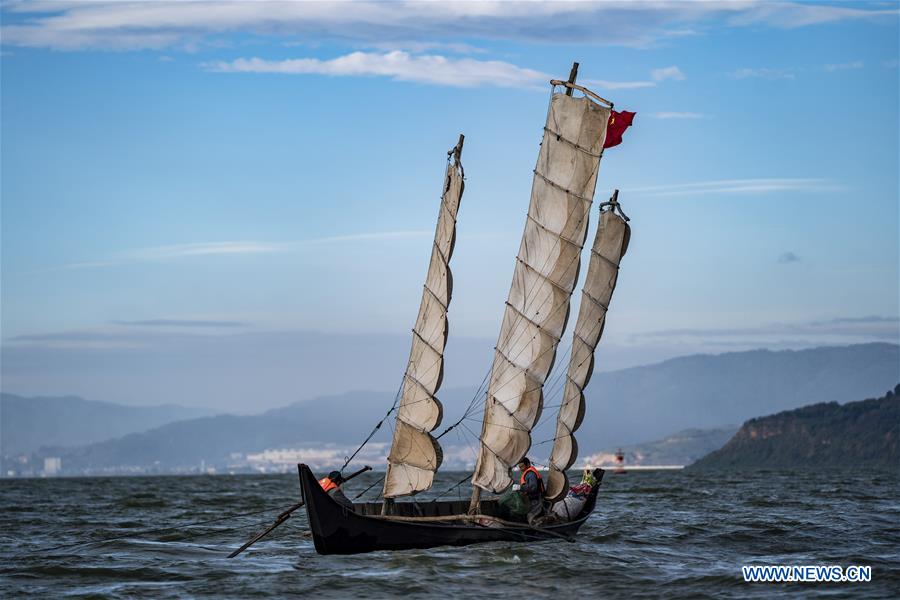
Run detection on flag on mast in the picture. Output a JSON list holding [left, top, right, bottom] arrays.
[[603, 110, 636, 148]]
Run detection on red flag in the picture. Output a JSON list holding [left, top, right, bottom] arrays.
[[603, 110, 636, 149]]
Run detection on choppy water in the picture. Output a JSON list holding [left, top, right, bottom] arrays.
[[1, 469, 898, 598]]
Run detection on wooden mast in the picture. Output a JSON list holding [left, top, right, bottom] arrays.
[[565, 62, 579, 96]]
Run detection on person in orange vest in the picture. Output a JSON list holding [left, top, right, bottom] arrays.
[[318, 470, 353, 508], [516, 457, 545, 524]]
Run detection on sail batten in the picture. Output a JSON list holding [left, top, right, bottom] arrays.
[[471, 88, 612, 494], [545, 201, 631, 501], [383, 138, 465, 499]]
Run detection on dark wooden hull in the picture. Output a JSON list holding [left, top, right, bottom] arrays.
[[298, 463, 602, 555]]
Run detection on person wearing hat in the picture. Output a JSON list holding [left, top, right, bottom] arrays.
[[318, 470, 353, 508]]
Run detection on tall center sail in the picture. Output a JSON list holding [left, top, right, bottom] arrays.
[[471, 85, 612, 494], [382, 136, 465, 498], [545, 196, 631, 501]]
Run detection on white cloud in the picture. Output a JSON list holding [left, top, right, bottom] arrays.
[[300, 230, 431, 245], [651, 65, 686, 81], [365, 40, 485, 55], [824, 60, 864, 71], [57, 260, 119, 270], [581, 65, 685, 91], [128, 241, 279, 260], [205, 51, 548, 89], [635, 316, 900, 343], [724, 2, 896, 28], [114, 319, 247, 328], [625, 178, 843, 197], [728, 67, 796, 80], [729, 61, 864, 79], [57, 231, 432, 270], [648, 111, 705, 119], [1, 1, 894, 51], [581, 78, 658, 90], [211, 55, 690, 91]]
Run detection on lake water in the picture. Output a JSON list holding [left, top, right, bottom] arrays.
[[1, 469, 897, 598]]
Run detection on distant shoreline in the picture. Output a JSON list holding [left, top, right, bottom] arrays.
[[587, 465, 685, 471], [8, 464, 900, 480], [2, 464, 687, 479]]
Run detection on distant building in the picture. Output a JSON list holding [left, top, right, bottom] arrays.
[[43, 457, 62, 476], [245, 445, 388, 472]]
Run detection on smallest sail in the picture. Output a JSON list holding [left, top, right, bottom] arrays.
[[546, 194, 630, 501], [382, 137, 465, 498]]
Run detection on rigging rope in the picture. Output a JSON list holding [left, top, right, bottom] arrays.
[[354, 475, 386, 500], [340, 393, 399, 472], [430, 473, 473, 502], [434, 370, 490, 440]]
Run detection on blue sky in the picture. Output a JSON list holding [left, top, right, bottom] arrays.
[[1, 1, 898, 410]]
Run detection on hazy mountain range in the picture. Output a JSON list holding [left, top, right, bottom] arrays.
[[580, 342, 898, 446], [3, 343, 897, 475], [0, 394, 214, 455]]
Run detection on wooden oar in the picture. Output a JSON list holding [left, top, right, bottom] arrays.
[[227, 465, 372, 558]]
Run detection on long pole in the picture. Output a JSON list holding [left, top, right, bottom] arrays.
[[227, 465, 371, 558], [469, 62, 580, 514]]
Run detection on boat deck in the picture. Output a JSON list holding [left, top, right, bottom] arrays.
[[353, 499, 501, 518]]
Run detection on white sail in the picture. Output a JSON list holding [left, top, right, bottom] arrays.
[[383, 139, 465, 498], [471, 89, 611, 493], [545, 202, 630, 501]]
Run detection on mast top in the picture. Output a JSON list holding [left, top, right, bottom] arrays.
[[449, 133, 465, 166], [599, 189, 630, 221], [565, 62, 579, 96]]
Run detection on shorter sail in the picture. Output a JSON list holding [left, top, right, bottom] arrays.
[[383, 142, 464, 498], [546, 206, 630, 501]]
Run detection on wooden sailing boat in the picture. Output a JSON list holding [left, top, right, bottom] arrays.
[[298, 66, 632, 555]]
